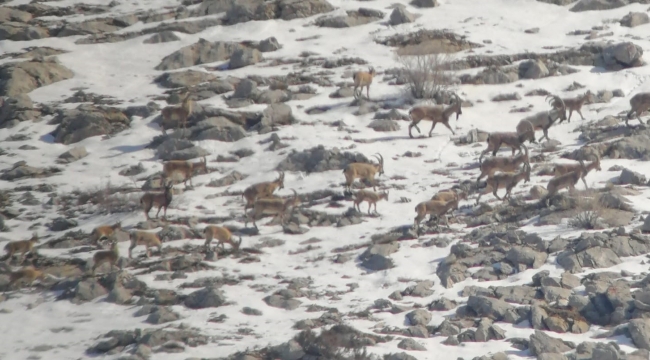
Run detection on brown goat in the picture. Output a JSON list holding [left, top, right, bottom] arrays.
[[544, 160, 587, 207], [477, 144, 529, 184], [414, 198, 458, 231], [203, 225, 242, 251], [92, 240, 120, 275], [353, 67, 376, 100], [128, 231, 162, 258], [626, 92, 650, 127], [245, 189, 300, 229], [430, 190, 466, 219], [353, 189, 389, 215], [408, 92, 462, 138], [3, 233, 39, 263], [343, 154, 384, 192], [480, 130, 534, 161], [140, 181, 174, 220], [160, 90, 193, 133], [90, 222, 122, 248], [8, 266, 49, 289], [553, 155, 601, 189], [162, 157, 208, 187], [559, 90, 595, 123], [242, 171, 285, 211], [476, 163, 531, 204]]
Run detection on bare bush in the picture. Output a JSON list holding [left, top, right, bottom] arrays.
[[568, 191, 605, 230], [397, 51, 453, 100]]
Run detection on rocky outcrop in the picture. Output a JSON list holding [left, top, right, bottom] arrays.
[[0, 57, 74, 96], [50, 105, 131, 145]]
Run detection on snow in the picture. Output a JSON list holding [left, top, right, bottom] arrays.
[[1, 0, 650, 359]]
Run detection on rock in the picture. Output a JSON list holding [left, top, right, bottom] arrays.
[[519, 59, 549, 79], [155, 39, 245, 71], [57, 146, 88, 163], [0, 94, 40, 128], [368, 119, 400, 132], [74, 279, 108, 303], [410, 0, 438, 7], [184, 287, 226, 309], [143, 31, 180, 44], [145, 306, 181, 324], [0, 7, 33, 22], [492, 92, 522, 102], [259, 103, 295, 130], [529, 330, 573, 356], [154, 70, 218, 88], [466, 296, 516, 321], [0, 162, 60, 181], [51, 105, 130, 145], [229, 48, 263, 69], [271, 340, 305, 360], [207, 171, 245, 187], [156, 138, 210, 161], [256, 89, 290, 104], [315, 8, 383, 28], [598, 42, 644, 70], [258, 37, 282, 52], [629, 319, 650, 350], [190, 117, 247, 142], [530, 185, 549, 200], [506, 246, 547, 269], [571, 0, 629, 12], [406, 309, 431, 326], [619, 168, 647, 185], [224, 0, 335, 25], [621, 12, 649, 27], [264, 294, 302, 310], [389, 6, 416, 25], [0, 58, 74, 97], [397, 338, 427, 351], [277, 145, 370, 173], [106, 285, 132, 304], [0, 22, 49, 41], [48, 217, 78, 231]]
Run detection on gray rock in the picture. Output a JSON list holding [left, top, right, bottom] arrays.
[[619, 168, 646, 185], [276, 145, 370, 173], [263, 294, 302, 310], [598, 42, 644, 70], [57, 146, 88, 163], [155, 39, 244, 71], [529, 330, 573, 356], [506, 246, 547, 269], [74, 279, 108, 303], [145, 306, 180, 324], [519, 59, 550, 79], [410, 0, 438, 7], [0, 94, 40, 128], [229, 48, 263, 69], [258, 37, 281, 52], [629, 318, 650, 350], [406, 309, 431, 326], [154, 70, 217, 89], [389, 6, 416, 25], [256, 89, 290, 104], [184, 287, 226, 309], [466, 296, 515, 321], [491, 92, 522, 102], [156, 138, 210, 161], [571, 0, 629, 12], [0, 57, 73, 95], [143, 31, 180, 44], [232, 79, 258, 99], [621, 12, 649, 27], [192, 117, 247, 142], [271, 340, 305, 360], [397, 338, 427, 351], [106, 285, 132, 304], [51, 104, 130, 145], [48, 217, 78, 231], [259, 103, 295, 130], [368, 119, 400, 132]]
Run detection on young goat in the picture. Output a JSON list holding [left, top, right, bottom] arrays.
[[128, 231, 163, 259], [552, 155, 601, 189], [413, 198, 459, 231], [516, 95, 567, 142], [90, 222, 122, 248], [544, 160, 587, 207], [431, 190, 466, 219], [3, 233, 39, 263], [353, 189, 389, 215], [476, 163, 531, 204], [91, 240, 120, 275], [160, 90, 193, 133], [626, 92, 650, 127], [242, 171, 285, 211], [408, 93, 462, 138], [343, 154, 384, 192], [480, 130, 534, 162], [245, 189, 300, 229], [477, 144, 529, 184], [559, 90, 595, 123], [140, 181, 174, 220], [352, 67, 376, 100], [162, 157, 208, 187], [8, 266, 49, 289], [203, 225, 242, 251]]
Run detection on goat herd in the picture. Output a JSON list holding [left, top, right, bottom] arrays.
[[3, 70, 650, 290]]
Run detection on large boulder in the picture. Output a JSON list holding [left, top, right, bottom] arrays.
[[223, 0, 335, 24], [276, 145, 370, 173], [155, 39, 246, 71], [0, 94, 40, 128], [50, 105, 131, 144], [0, 58, 73, 96]]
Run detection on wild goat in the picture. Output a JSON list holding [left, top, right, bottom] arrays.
[[626, 92, 650, 127], [353, 189, 389, 215], [128, 231, 162, 259], [553, 154, 601, 189], [544, 160, 587, 207], [242, 171, 285, 211], [91, 240, 120, 275], [162, 157, 208, 187], [480, 129, 534, 161], [2, 233, 39, 263], [476, 163, 531, 204], [7, 266, 50, 289], [559, 90, 595, 123], [477, 144, 529, 184], [413, 198, 459, 231], [353, 67, 376, 100], [430, 190, 466, 219], [408, 92, 462, 138], [90, 222, 122, 248], [140, 181, 174, 220], [203, 225, 242, 251], [160, 90, 193, 133], [516, 95, 567, 142], [343, 154, 384, 192], [245, 189, 300, 229]]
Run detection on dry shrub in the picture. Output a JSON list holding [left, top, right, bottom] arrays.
[[75, 181, 140, 214], [568, 190, 605, 230], [396, 50, 453, 100]]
